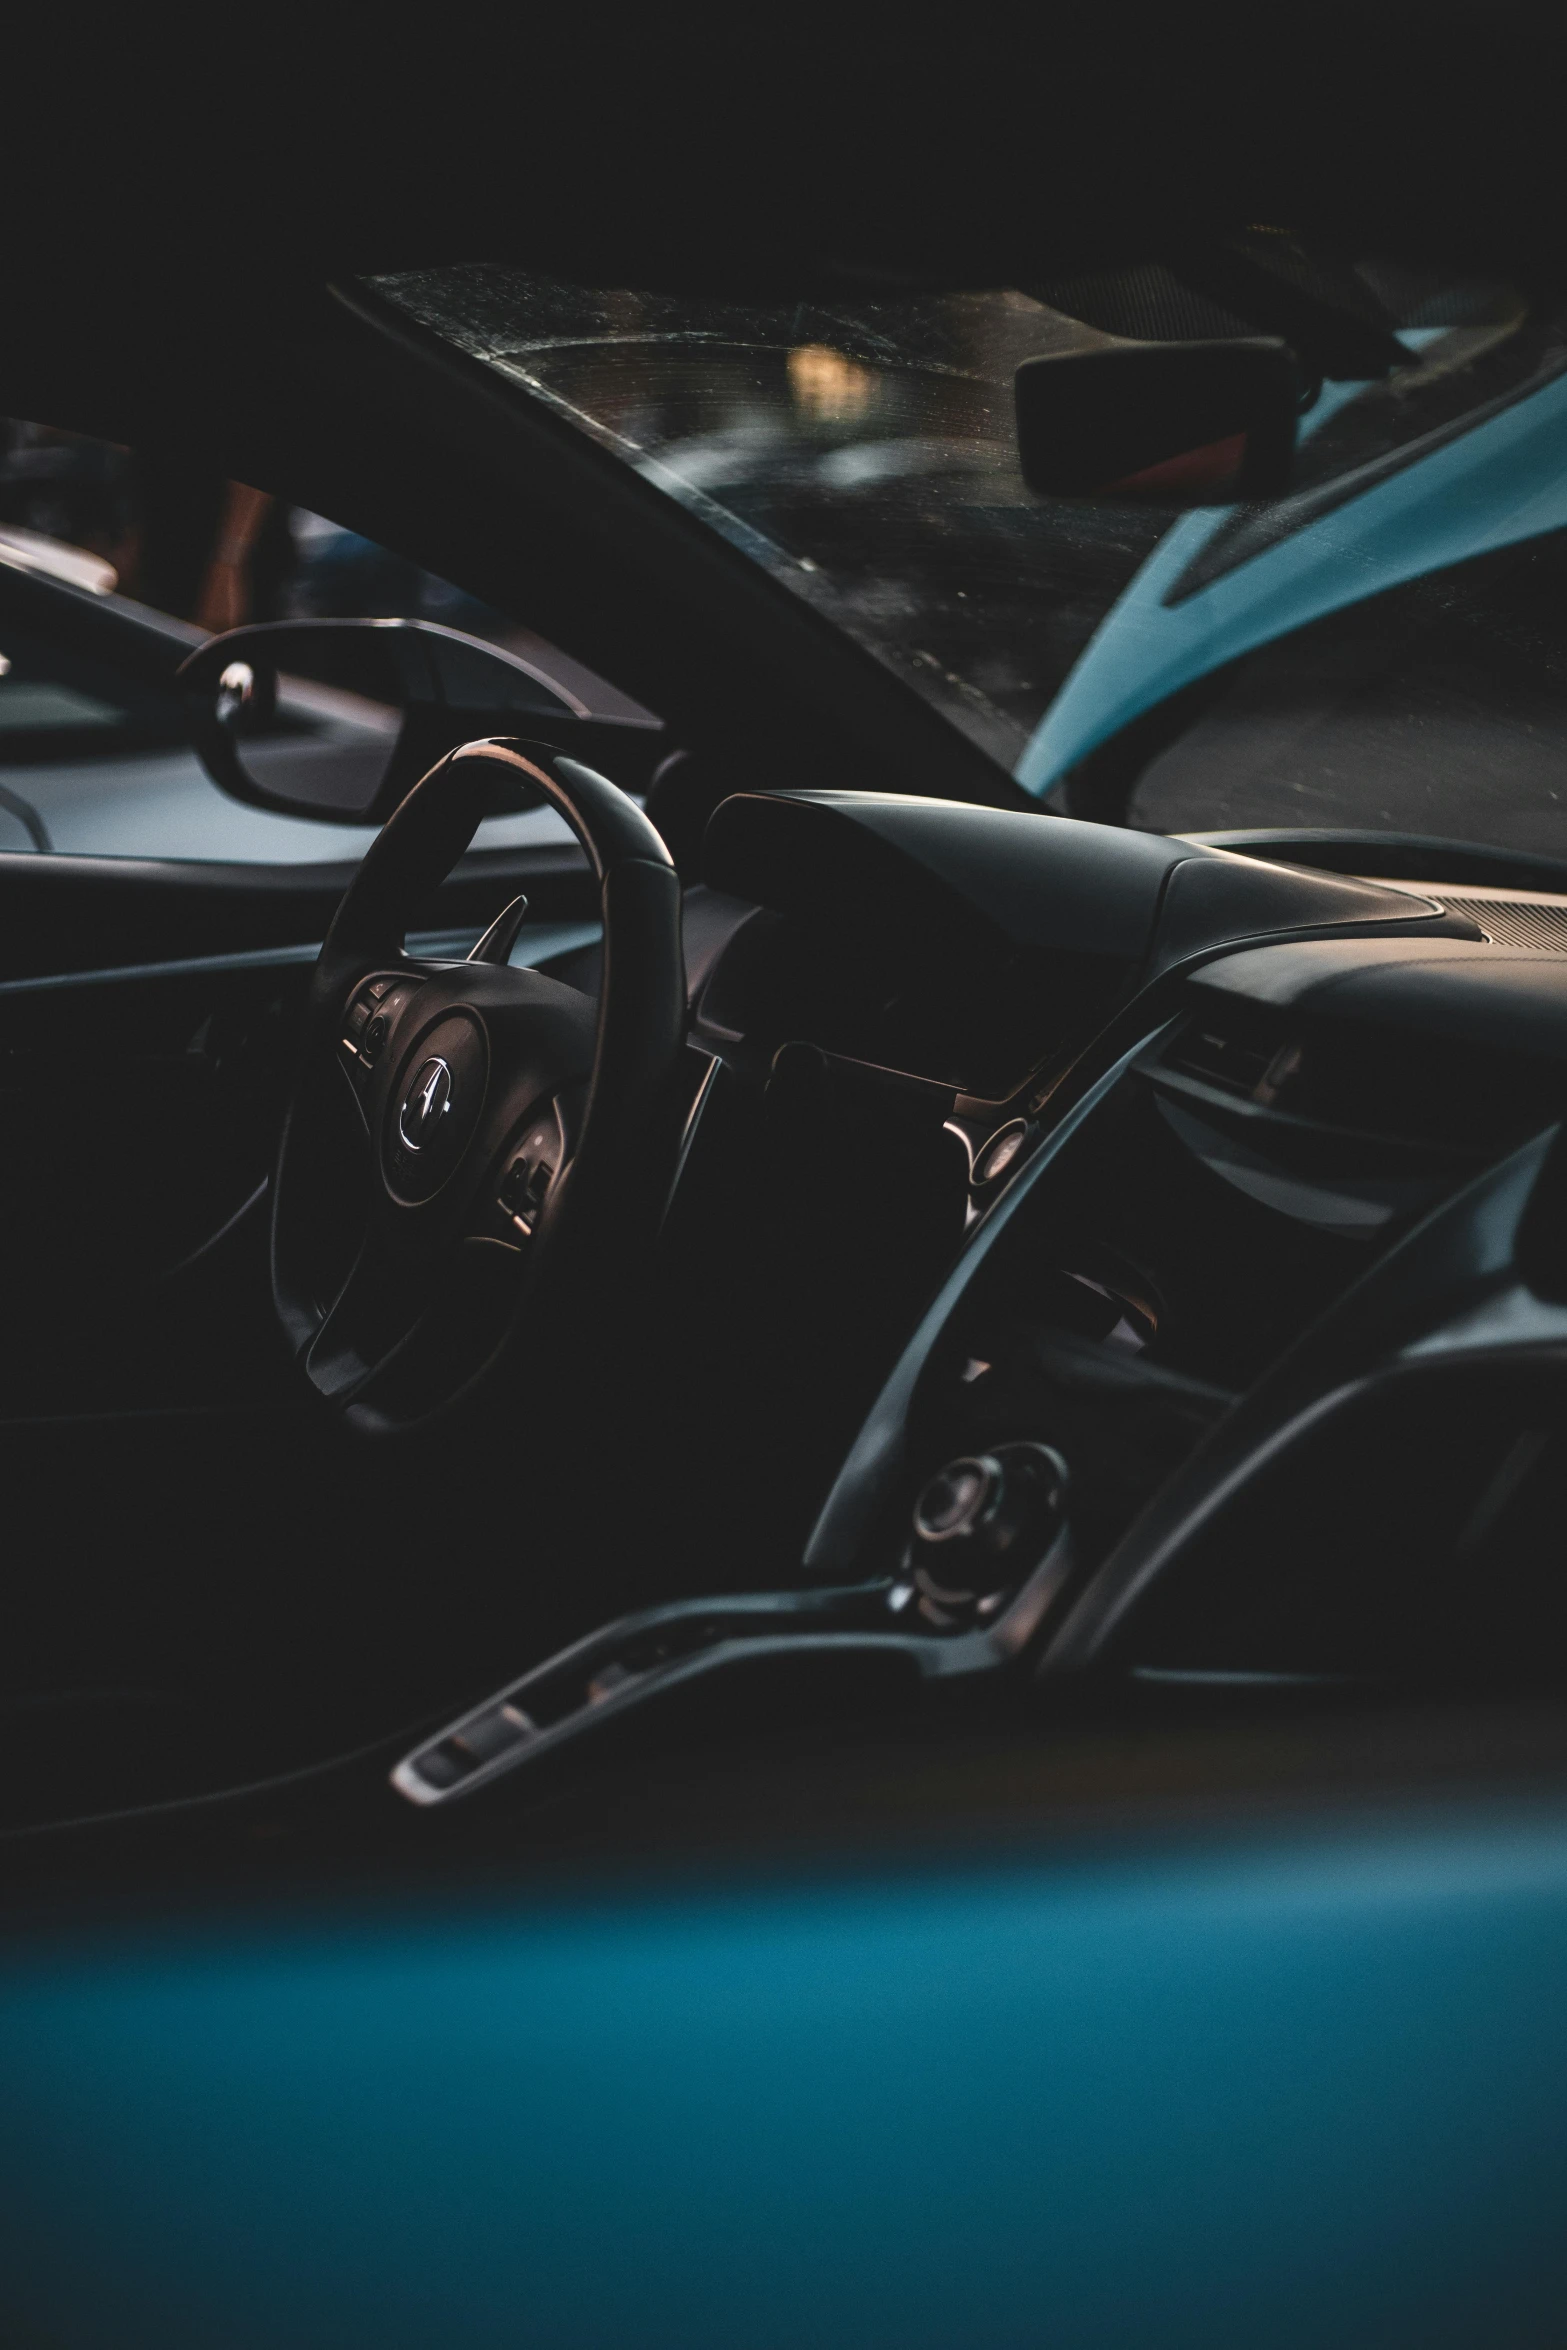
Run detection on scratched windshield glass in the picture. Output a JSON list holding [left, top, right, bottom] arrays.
[[379, 264, 1567, 859]]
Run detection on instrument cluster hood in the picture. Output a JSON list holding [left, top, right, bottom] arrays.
[[702, 791, 1451, 981]]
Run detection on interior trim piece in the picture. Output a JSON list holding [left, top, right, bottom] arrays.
[[0, 840, 596, 983], [802, 1024, 1175, 1577], [1039, 1127, 1563, 1674], [392, 1527, 1079, 1808], [1184, 830, 1567, 895], [0, 922, 605, 1001]]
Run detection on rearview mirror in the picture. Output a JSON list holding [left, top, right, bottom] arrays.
[[1014, 338, 1301, 505], [178, 617, 661, 823]]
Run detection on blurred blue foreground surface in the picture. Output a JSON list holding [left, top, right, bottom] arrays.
[[2, 1804, 1566, 2348]]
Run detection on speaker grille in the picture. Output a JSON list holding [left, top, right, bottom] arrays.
[[1439, 896, 1567, 950]]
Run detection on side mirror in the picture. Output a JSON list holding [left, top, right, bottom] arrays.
[[177, 617, 661, 823], [1014, 338, 1301, 505]]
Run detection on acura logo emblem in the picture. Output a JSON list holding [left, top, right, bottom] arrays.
[[398, 1056, 454, 1152]]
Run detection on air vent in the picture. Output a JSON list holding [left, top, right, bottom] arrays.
[[1439, 896, 1567, 950], [1165, 1020, 1299, 1103], [1160, 990, 1560, 1155]]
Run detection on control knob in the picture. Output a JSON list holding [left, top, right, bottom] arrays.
[[896, 1440, 1069, 1629]]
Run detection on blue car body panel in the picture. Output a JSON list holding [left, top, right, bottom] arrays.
[[1016, 365, 1567, 801], [3, 1802, 1566, 2348]]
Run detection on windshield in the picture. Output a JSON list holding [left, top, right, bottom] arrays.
[[376, 264, 1567, 862]]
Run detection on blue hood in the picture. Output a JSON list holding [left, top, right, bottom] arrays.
[[1016, 361, 1567, 800]]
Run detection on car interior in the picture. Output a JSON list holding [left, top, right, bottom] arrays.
[[5, 22, 1567, 2342], [0, 268, 1563, 1820]]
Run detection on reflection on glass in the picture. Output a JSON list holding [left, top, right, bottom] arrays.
[[375, 264, 1567, 860], [377, 268, 1124, 773], [787, 345, 878, 424]]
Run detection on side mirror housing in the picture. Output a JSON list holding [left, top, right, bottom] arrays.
[[177, 617, 662, 823], [1014, 338, 1301, 505]]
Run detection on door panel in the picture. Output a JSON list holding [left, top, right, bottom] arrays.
[[0, 874, 602, 1414], [0, 837, 595, 981], [0, 470, 631, 1414]]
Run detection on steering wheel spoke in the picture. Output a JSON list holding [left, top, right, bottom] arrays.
[[303, 1227, 431, 1402]]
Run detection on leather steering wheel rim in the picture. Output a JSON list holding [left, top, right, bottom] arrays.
[[270, 739, 686, 1435]]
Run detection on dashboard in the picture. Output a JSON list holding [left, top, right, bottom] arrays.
[[7, 775, 1567, 1828], [663, 792, 1567, 1705]]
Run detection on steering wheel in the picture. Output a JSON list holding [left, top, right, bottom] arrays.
[[271, 739, 686, 1434]]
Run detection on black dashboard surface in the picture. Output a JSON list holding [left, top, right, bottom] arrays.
[[8, 798, 1567, 1837], [683, 803, 1567, 1724], [697, 792, 1459, 1101]]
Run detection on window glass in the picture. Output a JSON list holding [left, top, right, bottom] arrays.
[[0, 420, 646, 863], [1129, 530, 1567, 852], [377, 264, 1567, 862], [373, 270, 1142, 777]]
